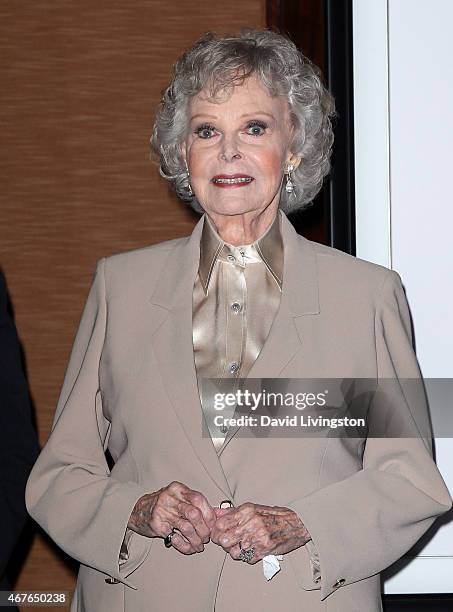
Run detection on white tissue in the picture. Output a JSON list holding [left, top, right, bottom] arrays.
[[262, 554, 283, 580]]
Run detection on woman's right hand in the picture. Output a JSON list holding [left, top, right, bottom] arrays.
[[127, 481, 216, 554]]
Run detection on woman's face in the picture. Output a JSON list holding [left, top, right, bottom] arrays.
[[182, 75, 297, 221]]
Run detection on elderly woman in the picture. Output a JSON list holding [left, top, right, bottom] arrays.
[[25, 30, 451, 612]]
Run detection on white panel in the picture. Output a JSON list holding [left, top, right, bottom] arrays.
[[388, 0, 453, 378], [385, 0, 453, 592], [352, 0, 391, 267], [382, 558, 453, 594], [353, 0, 453, 595]]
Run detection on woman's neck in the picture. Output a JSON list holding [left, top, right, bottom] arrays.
[[206, 207, 279, 246]]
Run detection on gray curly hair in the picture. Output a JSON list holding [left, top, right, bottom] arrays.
[[150, 29, 336, 214]]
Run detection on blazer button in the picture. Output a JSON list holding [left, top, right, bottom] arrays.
[[332, 578, 345, 588], [105, 577, 120, 584]]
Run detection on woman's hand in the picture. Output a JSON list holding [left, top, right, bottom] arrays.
[[210, 502, 311, 563], [127, 481, 216, 555]]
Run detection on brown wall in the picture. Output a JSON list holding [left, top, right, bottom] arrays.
[[0, 1, 265, 607]]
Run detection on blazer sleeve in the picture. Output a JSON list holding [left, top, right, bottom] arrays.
[[25, 258, 152, 588], [287, 270, 452, 601]]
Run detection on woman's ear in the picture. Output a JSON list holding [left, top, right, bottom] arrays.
[[287, 154, 302, 170]]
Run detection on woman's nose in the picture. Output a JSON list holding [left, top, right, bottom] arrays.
[[219, 136, 242, 162]]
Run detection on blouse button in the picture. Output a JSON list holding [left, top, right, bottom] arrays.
[[228, 362, 240, 374], [227, 255, 236, 263], [231, 302, 242, 313]]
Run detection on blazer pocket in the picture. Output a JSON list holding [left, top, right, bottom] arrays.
[[287, 542, 322, 591]]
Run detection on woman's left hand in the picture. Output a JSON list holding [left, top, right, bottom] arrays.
[[210, 502, 311, 564]]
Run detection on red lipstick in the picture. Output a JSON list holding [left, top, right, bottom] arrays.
[[211, 174, 254, 188]]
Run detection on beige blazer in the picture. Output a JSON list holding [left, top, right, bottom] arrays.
[[25, 211, 452, 612]]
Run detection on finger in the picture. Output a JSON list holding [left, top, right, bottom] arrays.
[[169, 531, 197, 555], [166, 481, 193, 502], [177, 501, 210, 544], [160, 519, 197, 554], [158, 482, 193, 513], [211, 508, 243, 539], [254, 504, 287, 515], [219, 513, 268, 551], [228, 542, 243, 561], [185, 490, 217, 531], [152, 487, 210, 546], [212, 522, 245, 549], [173, 515, 204, 552], [213, 507, 232, 519]]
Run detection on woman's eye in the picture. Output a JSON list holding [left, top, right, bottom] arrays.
[[195, 124, 216, 139], [246, 122, 267, 136], [194, 121, 267, 139]]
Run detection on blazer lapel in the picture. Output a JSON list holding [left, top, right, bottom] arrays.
[[149, 215, 234, 500]]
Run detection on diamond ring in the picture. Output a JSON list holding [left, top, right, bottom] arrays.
[[239, 542, 255, 562]]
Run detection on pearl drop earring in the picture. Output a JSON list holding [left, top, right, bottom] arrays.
[[185, 162, 193, 197], [285, 164, 295, 194]]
